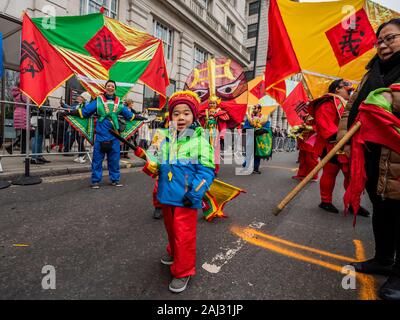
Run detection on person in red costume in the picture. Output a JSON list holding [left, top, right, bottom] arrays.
[[291, 115, 319, 181], [198, 96, 230, 174], [309, 79, 370, 216]]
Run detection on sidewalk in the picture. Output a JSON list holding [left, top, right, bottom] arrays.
[[0, 153, 144, 181]]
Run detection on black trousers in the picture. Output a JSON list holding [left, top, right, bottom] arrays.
[[12, 129, 29, 154], [365, 144, 400, 275], [368, 194, 400, 275]]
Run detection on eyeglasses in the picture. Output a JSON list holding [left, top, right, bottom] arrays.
[[337, 81, 352, 89], [374, 33, 400, 48]]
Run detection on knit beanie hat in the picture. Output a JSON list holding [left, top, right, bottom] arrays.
[[79, 91, 92, 102], [168, 90, 200, 120]]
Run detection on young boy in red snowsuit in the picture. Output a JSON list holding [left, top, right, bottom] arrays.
[[134, 91, 215, 293]]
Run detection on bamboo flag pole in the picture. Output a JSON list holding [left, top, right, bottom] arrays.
[[272, 121, 362, 216]]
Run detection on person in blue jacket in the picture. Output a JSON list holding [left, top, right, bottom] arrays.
[[133, 90, 215, 293], [66, 80, 145, 188]]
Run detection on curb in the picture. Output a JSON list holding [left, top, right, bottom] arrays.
[[0, 160, 145, 182]]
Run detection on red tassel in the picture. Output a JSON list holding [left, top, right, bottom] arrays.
[[99, 6, 105, 14]]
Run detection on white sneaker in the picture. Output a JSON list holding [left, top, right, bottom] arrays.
[[73, 157, 80, 163], [169, 276, 191, 293], [78, 156, 86, 164]]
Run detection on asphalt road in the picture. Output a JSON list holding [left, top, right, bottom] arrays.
[[0, 151, 382, 300]]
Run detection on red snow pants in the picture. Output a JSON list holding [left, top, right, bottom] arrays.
[[162, 204, 197, 278]]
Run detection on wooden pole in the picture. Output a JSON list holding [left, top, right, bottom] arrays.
[[272, 121, 361, 216]]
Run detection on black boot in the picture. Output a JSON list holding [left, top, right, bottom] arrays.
[[153, 207, 162, 219], [379, 275, 400, 300], [319, 202, 339, 213], [349, 205, 371, 217], [5, 145, 12, 154], [351, 258, 393, 276]]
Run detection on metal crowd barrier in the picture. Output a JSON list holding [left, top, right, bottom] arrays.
[[0, 99, 162, 174], [273, 137, 285, 152], [0, 100, 93, 171], [272, 137, 296, 153]]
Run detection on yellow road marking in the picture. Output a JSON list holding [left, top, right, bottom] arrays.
[[231, 226, 377, 300], [13, 244, 29, 247], [248, 229, 357, 263], [232, 226, 344, 273], [265, 165, 299, 172], [353, 240, 377, 300]]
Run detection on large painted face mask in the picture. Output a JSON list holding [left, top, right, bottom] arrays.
[[184, 57, 247, 103]]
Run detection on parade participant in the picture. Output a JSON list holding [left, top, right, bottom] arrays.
[[65, 80, 146, 188], [291, 115, 319, 181], [133, 90, 215, 293], [309, 79, 370, 216], [199, 96, 229, 174], [337, 19, 400, 300], [121, 96, 138, 159], [243, 104, 272, 174]]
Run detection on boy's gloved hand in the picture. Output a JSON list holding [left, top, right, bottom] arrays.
[[182, 194, 193, 207]]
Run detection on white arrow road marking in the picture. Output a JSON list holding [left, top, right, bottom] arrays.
[[202, 221, 265, 274]]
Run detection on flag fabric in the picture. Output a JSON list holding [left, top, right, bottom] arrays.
[[265, 0, 377, 96], [248, 76, 265, 105], [21, 12, 169, 107], [202, 179, 246, 222], [264, 0, 300, 90], [64, 115, 95, 145], [280, 81, 309, 127], [344, 88, 400, 225], [20, 14, 74, 106], [366, 0, 400, 31], [0, 32, 3, 78], [247, 76, 280, 120], [65, 115, 143, 145], [302, 0, 400, 98], [120, 119, 144, 140], [266, 80, 287, 104]]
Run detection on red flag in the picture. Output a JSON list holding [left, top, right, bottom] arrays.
[[325, 9, 375, 67], [139, 41, 170, 109], [266, 80, 286, 104], [264, 0, 300, 90], [20, 13, 73, 107], [249, 78, 265, 100], [281, 82, 309, 126], [344, 103, 400, 223]]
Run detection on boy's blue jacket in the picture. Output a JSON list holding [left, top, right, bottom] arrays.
[[145, 125, 215, 209]]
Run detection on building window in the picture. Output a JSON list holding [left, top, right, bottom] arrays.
[[248, 1, 260, 16], [227, 17, 235, 34], [193, 46, 209, 67], [154, 21, 174, 61], [247, 23, 258, 39], [247, 46, 256, 62], [198, 0, 210, 10], [143, 80, 176, 110], [80, 0, 118, 19]]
